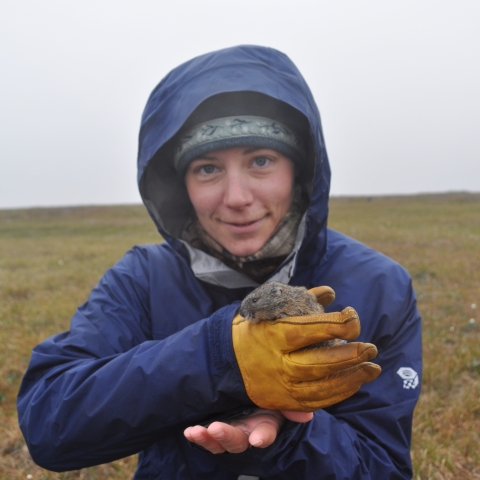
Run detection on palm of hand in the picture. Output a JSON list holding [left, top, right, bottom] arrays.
[[184, 409, 313, 454]]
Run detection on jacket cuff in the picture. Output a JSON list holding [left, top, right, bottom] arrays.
[[207, 302, 251, 405]]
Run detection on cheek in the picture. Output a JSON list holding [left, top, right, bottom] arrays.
[[186, 182, 218, 217], [262, 173, 295, 211]]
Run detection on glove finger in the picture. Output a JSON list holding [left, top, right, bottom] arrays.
[[286, 342, 378, 380], [308, 286, 335, 308], [279, 307, 361, 351], [292, 362, 382, 409]]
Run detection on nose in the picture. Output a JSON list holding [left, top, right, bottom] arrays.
[[223, 171, 254, 209]]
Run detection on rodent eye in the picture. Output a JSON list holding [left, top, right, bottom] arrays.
[[252, 298, 258, 303]]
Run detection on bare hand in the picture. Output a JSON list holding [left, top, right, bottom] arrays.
[[184, 409, 313, 454]]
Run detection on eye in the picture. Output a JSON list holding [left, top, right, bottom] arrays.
[[252, 156, 271, 167], [252, 298, 258, 303], [198, 164, 218, 175]]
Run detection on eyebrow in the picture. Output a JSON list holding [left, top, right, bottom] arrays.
[[243, 147, 263, 154]]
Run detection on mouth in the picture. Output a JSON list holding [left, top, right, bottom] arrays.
[[220, 216, 266, 233]]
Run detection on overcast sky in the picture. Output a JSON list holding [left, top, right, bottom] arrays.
[[1, 1, 479, 209]]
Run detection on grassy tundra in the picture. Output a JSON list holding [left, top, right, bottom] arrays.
[[1, 194, 479, 479]]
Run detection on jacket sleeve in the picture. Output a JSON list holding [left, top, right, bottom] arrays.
[[210, 272, 422, 479], [17, 247, 250, 471]]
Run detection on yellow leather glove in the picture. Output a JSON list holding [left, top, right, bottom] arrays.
[[232, 286, 381, 411]]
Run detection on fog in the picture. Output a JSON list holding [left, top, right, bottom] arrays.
[[1, 1, 479, 208]]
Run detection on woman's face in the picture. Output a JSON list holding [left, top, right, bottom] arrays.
[[185, 146, 295, 257]]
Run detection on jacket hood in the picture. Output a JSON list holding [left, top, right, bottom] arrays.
[[138, 45, 331, 286]]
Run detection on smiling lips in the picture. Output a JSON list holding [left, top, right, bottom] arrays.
[[220, 215, 267, 233]]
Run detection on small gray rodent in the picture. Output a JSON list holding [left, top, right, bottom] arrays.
[[239, 282, 340, 347], [239, 282, 324, 322]]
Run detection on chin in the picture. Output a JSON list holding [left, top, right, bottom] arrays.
[[225, 240, 265, 257]]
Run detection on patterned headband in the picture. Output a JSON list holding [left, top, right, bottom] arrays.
[[173, 116, 306, 177]]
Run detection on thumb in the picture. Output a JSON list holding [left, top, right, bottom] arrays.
[[280, 411, 314, 422]]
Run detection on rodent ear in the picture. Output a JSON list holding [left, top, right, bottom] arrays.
[[309, 286, 336, 308], [272, 285, 283, 297]]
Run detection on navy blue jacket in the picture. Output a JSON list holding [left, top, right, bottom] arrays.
[[18, 46, 422, 479]]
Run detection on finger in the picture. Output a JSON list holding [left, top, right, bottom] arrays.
[[207, 422, 250, 454], [247, 419, 279, 448], [183, 426, 226, 454], [286, 342, 378, 380], [280, 410, 314, 422], [293, 362, 382, 407], [308, 286, 335, 308], [278, 307, 361, 350]]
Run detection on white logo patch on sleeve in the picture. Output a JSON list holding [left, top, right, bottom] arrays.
[[396, 367, 419, 389]]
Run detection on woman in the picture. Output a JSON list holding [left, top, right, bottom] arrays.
[[18, 46, 422, 479]]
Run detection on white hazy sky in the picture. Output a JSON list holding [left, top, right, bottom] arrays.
[[1, 1, 479, 209]]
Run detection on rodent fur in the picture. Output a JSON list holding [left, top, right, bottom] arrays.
[[239, 282, 340, 348], [239, 282, 324, 323]]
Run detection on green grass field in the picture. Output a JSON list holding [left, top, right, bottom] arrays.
[[1, 194, 479, 479]]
